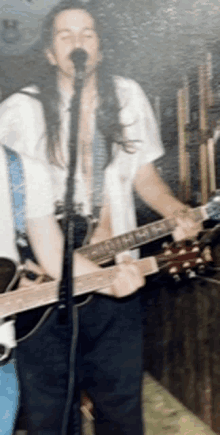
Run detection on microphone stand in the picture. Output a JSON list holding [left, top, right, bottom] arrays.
[[58, 48, 87, 325], [59, 49, 88, 435]]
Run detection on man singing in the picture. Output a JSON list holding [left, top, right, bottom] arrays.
[[0, 1, 201, 433]]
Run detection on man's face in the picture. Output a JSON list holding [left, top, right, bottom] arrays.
[[47, 9, 101, 80]]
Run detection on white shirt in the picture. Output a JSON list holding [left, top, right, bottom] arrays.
[[0, 76, 164, 240], [0, 146, 54, 262]]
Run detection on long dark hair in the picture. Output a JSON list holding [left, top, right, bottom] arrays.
[[33, 0, 126, 167]]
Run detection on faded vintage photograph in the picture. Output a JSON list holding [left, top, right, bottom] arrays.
[[0, 1, 220, 434]]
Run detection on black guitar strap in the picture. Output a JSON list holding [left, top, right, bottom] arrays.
[[92, 126, 108, 220]]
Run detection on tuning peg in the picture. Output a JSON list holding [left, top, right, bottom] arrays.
[[162, 242, 172, 253], [162, 242, 169, 249], [185, 269, 196, 279], [168, 266, 181, 282], [182, 261, 191, 269], [174, 242, 182, 248], [192, 240, 199, 245], [162, 242, 172, 255], [202, 246, 213, 263], [173, 274, 181, 282], [178, 248, 187, 255], [197, 264, 206, 275], [192, 245, 200, 253]]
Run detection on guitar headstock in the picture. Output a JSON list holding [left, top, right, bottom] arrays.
[[157, 241, 213, 282], [205, 190, 220, 221]]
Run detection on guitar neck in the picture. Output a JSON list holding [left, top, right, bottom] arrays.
[[77, 206, 207, 264], [0, 257, 158, 318]]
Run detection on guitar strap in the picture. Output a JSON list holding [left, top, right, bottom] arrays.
[[3, 145, 29, 263], [92, 126, 108, 220]]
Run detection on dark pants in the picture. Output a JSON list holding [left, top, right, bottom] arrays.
[[16, 293, 144, 435]]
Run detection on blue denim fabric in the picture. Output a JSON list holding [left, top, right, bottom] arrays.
[[0, 356, 19, 435], [16, 294, 144, 435]]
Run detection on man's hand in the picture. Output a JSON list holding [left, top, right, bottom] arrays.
[[172, 207, 202, 242], [134, 164, 202, 243], [111, 253, 145, 298]]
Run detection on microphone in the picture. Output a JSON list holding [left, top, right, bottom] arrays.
[[70, 48, 88, 80]]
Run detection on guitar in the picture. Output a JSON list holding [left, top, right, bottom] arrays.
[[1, 191, 220, 320], [75, 191, 220, 264], [0, 241, 211, 319]]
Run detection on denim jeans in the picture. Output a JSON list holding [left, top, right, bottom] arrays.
[[0, 355, 20, 435], [16, 293, 144, 435]]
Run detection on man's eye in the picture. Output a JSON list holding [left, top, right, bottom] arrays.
[[84, 33, 94, 39], [61, 35, 71, 41]]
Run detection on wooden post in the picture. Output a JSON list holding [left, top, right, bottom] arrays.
[[183, 75, 191, 202], [206, 52, 216, 194], [206, 52, 214, 107], [185, 152, 191, 202], [207, 138, 216, 194], [198, 65, 209, 204], [177, 89, 187, 202], [183, 75, 190, 125]]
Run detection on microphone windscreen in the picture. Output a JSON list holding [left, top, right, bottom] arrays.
[[70, 48, 88, 73]]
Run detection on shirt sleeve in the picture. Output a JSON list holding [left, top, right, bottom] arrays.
[[23, 156, 54, 219], [0, 94, 21, 148], [115, 77, 165, 167], [0, 89, 46, 159]]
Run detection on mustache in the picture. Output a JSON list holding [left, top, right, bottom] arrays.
[[69, 48, 88, 73]]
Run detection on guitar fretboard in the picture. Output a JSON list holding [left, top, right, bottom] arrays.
[[77, 207, 206, 264], [0, 257, 158, 318]]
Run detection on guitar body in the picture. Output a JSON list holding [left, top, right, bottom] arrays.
[[0, 258, 17, 295], [0, 258, 52, 341], [0, 215, 101, 341]]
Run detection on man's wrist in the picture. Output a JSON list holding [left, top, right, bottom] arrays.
[[172, 206, 190, 219]]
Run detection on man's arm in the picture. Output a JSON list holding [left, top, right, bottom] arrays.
[[27, 214, 144, 297], [134, 163, 202, 240], [27, 214, 101, 280]]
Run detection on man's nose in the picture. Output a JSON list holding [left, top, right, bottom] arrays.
[[73, 34, 83, 50]]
